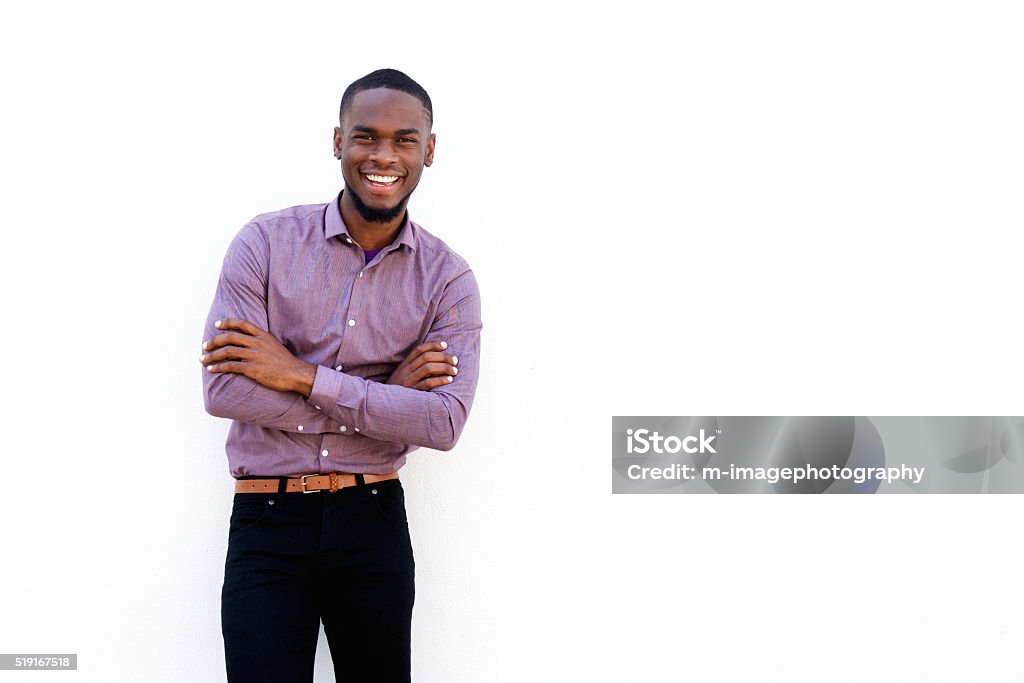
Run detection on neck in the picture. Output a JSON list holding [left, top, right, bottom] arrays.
[[339, 191, 406, 250]]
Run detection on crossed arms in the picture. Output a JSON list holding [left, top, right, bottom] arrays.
[[200, 230, 480, 451]]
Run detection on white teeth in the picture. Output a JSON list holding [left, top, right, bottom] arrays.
[[365, 174, 399, 184]]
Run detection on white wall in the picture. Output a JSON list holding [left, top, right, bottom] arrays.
[[2, 1, 1023, 681]]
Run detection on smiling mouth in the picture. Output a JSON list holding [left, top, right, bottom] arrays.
[[363, 173, 402, 186]]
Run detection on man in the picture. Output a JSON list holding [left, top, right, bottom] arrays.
[[200, 68, 481, 682]]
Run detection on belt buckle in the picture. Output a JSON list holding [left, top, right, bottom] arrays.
[[300, 474, 321, 494]]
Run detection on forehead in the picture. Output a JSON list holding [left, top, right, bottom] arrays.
[[342, 87, 430, 132]]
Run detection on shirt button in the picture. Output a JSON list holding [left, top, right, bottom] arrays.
[[335, 365, 343, 371], [348, 319, 356, 327], [321, 449, 329, 456], [297, 425, 304, 431], [354, 427, 360, 433], [339, 425, 347, 432], [345, 237, 352, 244], [358, 272, 363, 278], [314, 406, 321, 410]]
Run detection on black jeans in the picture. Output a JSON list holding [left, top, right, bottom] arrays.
[[221, 478, 415, 682]]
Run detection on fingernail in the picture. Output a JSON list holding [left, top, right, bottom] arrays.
[[215, 320, 222, 328], [452, 356, 458, 365], [202, 341, 209, 351], [452, 367, 458, 375], [446, 376, 453, 383], [200, 355, 207, 362], [440, 341, 448, 349], [206, 365, 215, 371]]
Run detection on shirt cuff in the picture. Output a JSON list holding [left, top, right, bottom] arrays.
[[309, 365, 363, 421]]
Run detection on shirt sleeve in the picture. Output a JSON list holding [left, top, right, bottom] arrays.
[[307, 267, 482, 451], [202, 224, 343, 434]]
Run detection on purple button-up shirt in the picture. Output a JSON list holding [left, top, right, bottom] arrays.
[[202, 192, 482, 477]]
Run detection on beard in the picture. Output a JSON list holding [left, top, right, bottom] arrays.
[[346, 187, 411, 224]]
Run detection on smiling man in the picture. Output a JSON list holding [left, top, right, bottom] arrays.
[[200, 69, 481, 683]]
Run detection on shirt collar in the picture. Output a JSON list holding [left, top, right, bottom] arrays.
[[325, 190, 417, 252]]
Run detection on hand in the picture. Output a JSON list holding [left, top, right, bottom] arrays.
[[200, 318, 317, 397], [386, 340, 459, 391]]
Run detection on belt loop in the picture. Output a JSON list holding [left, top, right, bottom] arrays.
[[277, 477, 288, 494], [355, 473, 365, 487]]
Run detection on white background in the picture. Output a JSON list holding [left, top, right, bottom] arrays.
[[2, 1, 1022, 681]]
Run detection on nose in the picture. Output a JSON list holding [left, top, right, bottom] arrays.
[[368, 139, 400, 166]]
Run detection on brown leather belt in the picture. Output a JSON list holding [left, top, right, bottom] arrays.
[[235, 472, 399, 494]]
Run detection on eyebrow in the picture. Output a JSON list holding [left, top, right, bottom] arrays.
[[351, 125, 421, 136]]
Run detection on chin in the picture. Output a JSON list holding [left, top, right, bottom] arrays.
[[348, 188, 409, 224]]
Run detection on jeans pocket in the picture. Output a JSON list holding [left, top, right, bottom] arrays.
[[372, 483, 408, 525], [229, 495, 274, 535]]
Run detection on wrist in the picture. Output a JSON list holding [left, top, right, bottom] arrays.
[[292, 361, 317, 398]]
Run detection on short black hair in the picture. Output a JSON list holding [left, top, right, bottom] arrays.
[[339, 68, 433, 128]]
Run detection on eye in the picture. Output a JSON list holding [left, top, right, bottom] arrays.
[[397, 137, 417, 144], [353, 134, 374, 142]]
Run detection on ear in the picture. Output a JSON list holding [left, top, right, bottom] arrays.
[[424, 133, 436, 167], [333, 127, 343, 159]]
